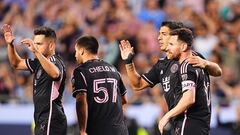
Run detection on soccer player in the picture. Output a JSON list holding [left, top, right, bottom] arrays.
[[119, 21, 221, 135], [71, 36, 128, 135], [1, 24, 67, 135], [158, 28, 211, 135]]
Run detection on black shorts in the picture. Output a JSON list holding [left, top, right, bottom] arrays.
[[173, 118, 210, 135], [35, 116, 67, 135], [162, 120, 175, 135]]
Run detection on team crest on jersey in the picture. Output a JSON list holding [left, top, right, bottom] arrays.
[[36, 69, 42, 79], [170, 64, 178, 73]]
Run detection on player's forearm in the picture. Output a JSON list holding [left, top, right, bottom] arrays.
[[7, 43, 23, 68], [166, 91, 195, 119], [205, 61, 222, 77], [125, 63, 143, 91], [34, 51, 60, 79], [76, 95, 88, 133]]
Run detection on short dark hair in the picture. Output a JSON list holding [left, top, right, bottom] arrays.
[[161, 21, 184, 30], [34, 26, 57, 42], [169, 28, 193, 46], [76, 36, 99, 54]]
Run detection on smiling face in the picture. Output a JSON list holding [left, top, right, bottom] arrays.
[[33, 35, 53, 57], [158, 26, 171, 52]]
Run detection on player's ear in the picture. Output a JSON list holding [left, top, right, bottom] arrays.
[[181, 43, 188, 52], [49, 42, 53, 51], [49, 40, 55, 51], [80, 48, 84, 55]]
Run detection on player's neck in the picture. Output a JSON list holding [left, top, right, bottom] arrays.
[[179, 50, 192, 64], [82, 55, 99, 63]]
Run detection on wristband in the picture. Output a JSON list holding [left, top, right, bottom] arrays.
[[9, 39, 15, 46], [124, 53, 134, 64]]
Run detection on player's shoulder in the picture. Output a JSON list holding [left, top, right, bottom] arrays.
[[180, 60, 196, 74], [50, 55, 59, 62], [50, 54, 66, 66], [101, 60, 115, 67], [156, 57, 178, 69], [156, 57, 173, 65], [28, 57, 39, 63], [73, 65, 83, 74], [82, 59, 105, 66], [192, 51, 205, 59]]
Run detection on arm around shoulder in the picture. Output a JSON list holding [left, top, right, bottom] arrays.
[[205, 60, 222, 77]]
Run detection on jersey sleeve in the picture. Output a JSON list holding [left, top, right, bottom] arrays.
[[141, 60, 163, 87], [180, 62, 197, 93], [72, 68, 88, 98], [50, 56, 64, 81], [25, 58, 38, 73]]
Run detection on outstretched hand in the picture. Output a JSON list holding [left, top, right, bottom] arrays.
[[119, 40, 134, 60], [21, 38, 37, 53], [1, 24, 15, 44]]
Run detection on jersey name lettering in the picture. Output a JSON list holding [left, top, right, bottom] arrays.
[[89, 66, 116, 73]]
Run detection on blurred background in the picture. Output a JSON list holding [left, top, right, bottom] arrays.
[[0, 0, 239, 135]]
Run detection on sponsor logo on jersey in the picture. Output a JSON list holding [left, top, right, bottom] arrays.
[[182, 80, 196, 91], [162, 76, 170, 92]]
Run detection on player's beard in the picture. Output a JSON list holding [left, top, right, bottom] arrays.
[[166, 52, 173, 59], [41, 50, 48, 57]]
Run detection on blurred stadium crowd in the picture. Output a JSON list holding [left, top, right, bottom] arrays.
[[0, 0, 240, 135]]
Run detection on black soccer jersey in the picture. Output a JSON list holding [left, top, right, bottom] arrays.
[[25, 55, 66, 128], [176, 60, 211, 126], [142, 57, 181, 110], [72, 59, 128, 135], [142, 51, 207, 111]]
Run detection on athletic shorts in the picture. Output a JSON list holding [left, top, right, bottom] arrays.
[[173, 118, 210, 135], [34, 116, 67, 135], [162, 120, 175, 135]]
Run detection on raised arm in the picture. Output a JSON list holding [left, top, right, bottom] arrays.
[[2, 24, 27, 70], [21, 39, 60, 79], [119, 40, 150, 91], [187, 56, 222, 76]]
